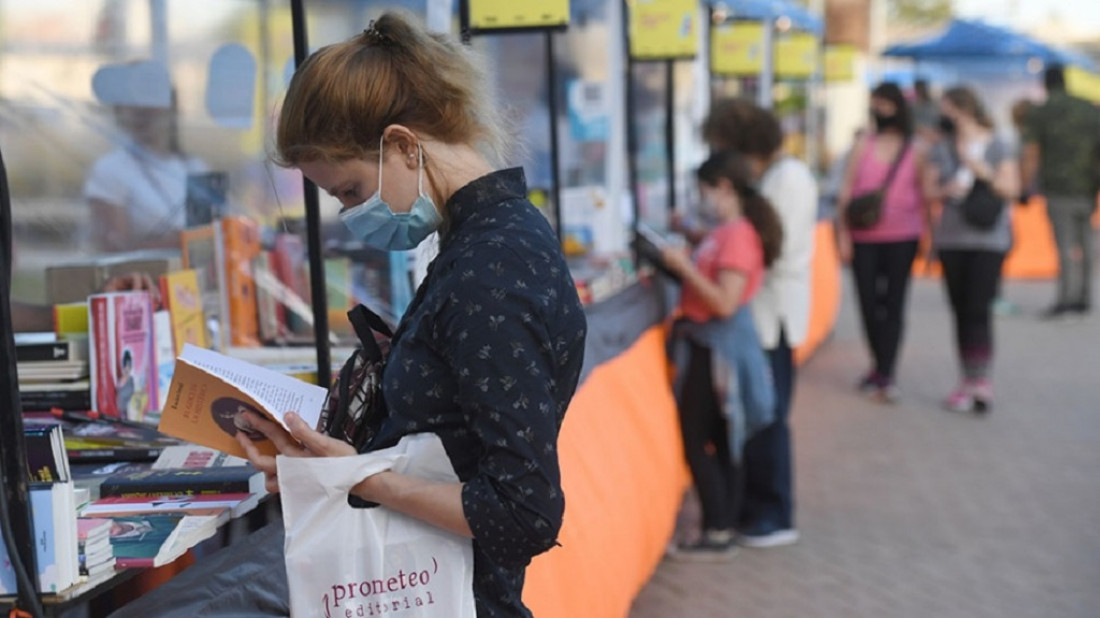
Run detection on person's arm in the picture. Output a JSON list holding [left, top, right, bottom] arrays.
[[436, 246, 571, 565], [915, 142, 936, 236], [669, 212, 708, 246], [1019, 108, 1040, 202], [835, 134, 868, 221], [661, 222, 755, 319], [920, 143, 946, 205], [1020, 143, 1040, 201], [662, 247, 747, 318]]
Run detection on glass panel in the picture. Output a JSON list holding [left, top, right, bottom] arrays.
[[630, 62, 670, 231], [0, 0, 360, 384], [673, 59, 708, 217], [479, 32, 554, 222]]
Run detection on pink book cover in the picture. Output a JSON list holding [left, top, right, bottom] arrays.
[[77, 518, 112, 543], [89, 292, 157, 422]]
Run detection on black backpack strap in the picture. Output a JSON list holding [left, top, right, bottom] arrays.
[[880, 138, 911, 193], [347, 304, 393, 345]]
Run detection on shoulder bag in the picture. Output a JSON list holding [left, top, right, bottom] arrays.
[[845, 140, 910, 230]]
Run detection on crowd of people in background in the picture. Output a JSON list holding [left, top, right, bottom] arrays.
[[660, 62, 1100, 562]]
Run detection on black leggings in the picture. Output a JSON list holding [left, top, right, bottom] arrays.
[[678, 340, 741, 532], [851, 240, 919, 381], [939, 249, 1005, 380]]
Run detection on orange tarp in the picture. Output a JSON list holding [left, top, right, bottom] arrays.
[[796, 222, 842, 364], [523, 223, 843, 616], [1003, 198, 1059, 279], [523, 327, 690, 618]]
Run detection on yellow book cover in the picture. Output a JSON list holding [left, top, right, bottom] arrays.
[[158, 345, 327, 459], [53, 302, 90, 337], [160, 270, 208, 355]]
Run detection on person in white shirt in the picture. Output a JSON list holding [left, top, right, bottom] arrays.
[[84, 60, 206, 252], [701, 99, 819, 548]]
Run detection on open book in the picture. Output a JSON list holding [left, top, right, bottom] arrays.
[[158, 345, 328, 459]]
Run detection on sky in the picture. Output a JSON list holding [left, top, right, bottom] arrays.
[[954, 0, 1100, 36]]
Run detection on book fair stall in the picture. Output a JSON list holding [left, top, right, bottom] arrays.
[[0, 1, 839, 616]]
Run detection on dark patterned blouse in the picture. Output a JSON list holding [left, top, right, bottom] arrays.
[[369, 168, 587, 616]]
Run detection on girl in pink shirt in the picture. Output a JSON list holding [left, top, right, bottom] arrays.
[[837, 82, 930, 402], [660, 152, 783, 559]]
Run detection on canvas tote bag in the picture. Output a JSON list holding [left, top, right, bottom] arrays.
[[278, 433, 475, 618]]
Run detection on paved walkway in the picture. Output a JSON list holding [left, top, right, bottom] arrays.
[[630, 276, 1100, 618]]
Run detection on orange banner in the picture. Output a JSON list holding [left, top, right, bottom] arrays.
[[523, 327, 689, 617]]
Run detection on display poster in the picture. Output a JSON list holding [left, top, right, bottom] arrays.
[[628, 0, 699, 61], [775, 32, 819, 79], [468, 0, 570, 31], [710, 21, 764, 76], [824, 44, 857, 83]]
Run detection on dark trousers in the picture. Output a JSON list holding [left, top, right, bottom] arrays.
[[679, 340, 740, 532], [939, 250, 1005, 380], [851, 240, 920, 381], [739, 329, 795, 530], [1046, 194, 1094, 307]]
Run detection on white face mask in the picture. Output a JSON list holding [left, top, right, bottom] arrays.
[[338, 137, 442, 251]]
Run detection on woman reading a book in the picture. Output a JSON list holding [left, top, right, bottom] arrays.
[[236, 12, 587, 617]]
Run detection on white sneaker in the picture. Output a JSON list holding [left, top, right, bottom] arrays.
[[737, 528, 800, 548]]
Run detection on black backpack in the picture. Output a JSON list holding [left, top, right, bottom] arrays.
[[316, 305, 393, 451]]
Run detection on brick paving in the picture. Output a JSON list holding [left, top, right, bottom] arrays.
[[630, 277, 1100, 618]]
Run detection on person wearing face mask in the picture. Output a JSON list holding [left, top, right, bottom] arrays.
[[233, 13, 587, 617], [659, 151, 784, 560], [698, 100, 817, 549], [836, 82, 931, 402], [924, 87, 1020, 412]]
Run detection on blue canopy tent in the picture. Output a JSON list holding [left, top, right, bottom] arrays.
[[881, 19, 1096, 127], [883, 18, 1095, 72]]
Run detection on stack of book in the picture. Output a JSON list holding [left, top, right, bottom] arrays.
[[76, 518, 116, 578], [76, 455, 266, 569], [0, 422, 81, 595], [16, 334, 91, 413], [25, 412, 182, 466]]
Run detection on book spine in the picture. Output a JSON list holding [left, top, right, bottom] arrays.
[[153, 310, 175, 411], [89, 296, 117, 418], [66, 447, 163, 464], [114, 557, 155, 569], [99, 481, 252, 497], [16, 342, 76, 363], [99, 472, 255, 497], [19, 391, 92, 411], [222, 217, 261, 347]]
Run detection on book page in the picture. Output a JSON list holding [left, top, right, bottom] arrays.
[[179, 344, 326, 429]]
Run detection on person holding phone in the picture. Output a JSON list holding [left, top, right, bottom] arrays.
[[661, 151, 783, 560]]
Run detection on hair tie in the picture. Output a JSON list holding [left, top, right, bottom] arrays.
[[363, 20, 392, 46]]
